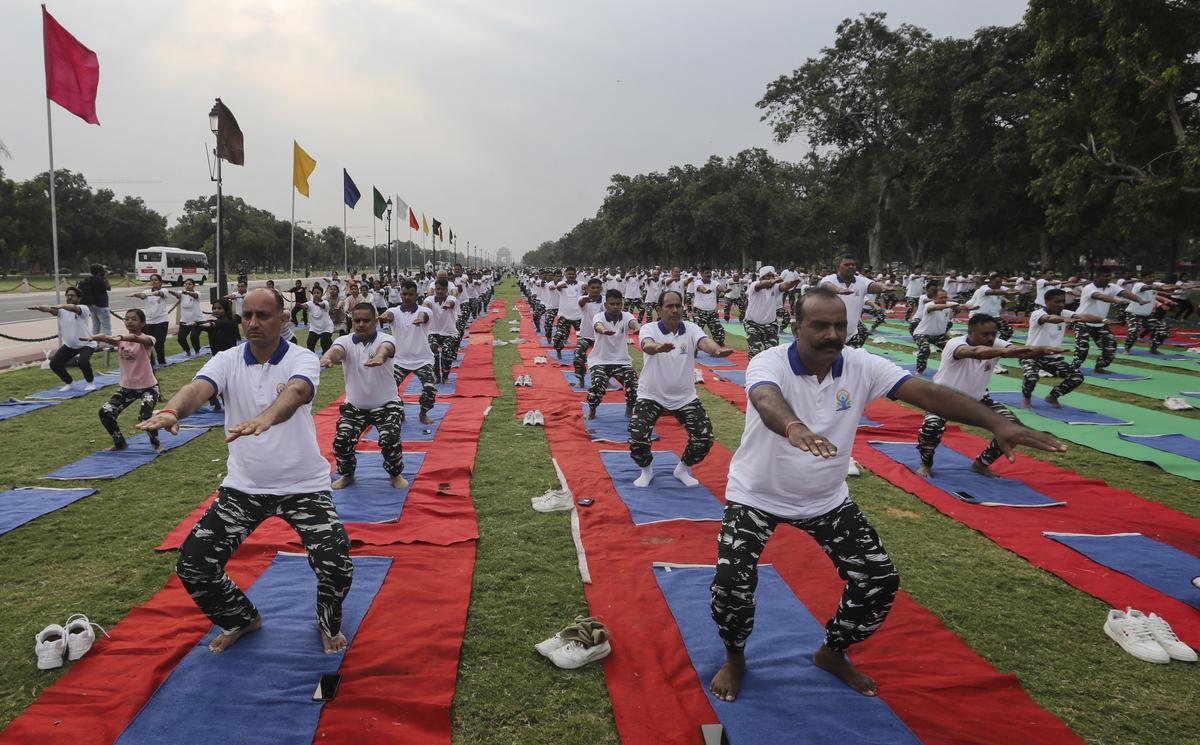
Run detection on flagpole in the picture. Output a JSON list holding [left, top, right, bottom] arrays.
[[45, 98, 62, 305], [289, 185, 296, 279], [372, 220, 377, 279], [408, 225, 413, 273], [342, 201, 348, 275]]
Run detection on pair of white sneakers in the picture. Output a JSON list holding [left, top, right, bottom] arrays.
[[533, 356, 548, 365], [532, 488, 573, 513], [1104, 607, 1196, 664], [35, 614, 106, 670], [535, 616, 611, 669], [522, 410, 545, 426], [514, 375, 533, 387], [58, 381, 98, 392], [492, 339, 509, 346]]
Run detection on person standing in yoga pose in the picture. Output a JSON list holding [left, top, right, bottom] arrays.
[[86, 309, 162, 452]]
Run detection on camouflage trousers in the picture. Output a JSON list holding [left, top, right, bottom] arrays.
[[428, 334, 457, 382], [586, 363, 638, 410], [744, 319, 779, 359], [573, 337, 594, 380], [628, 397, 713, 468], [394, 363, 437, 413], [543, 309, 559, 340], [1123, 315, 1167, 353], [846, 321, 869, 349], [723, 297, 745, 322], [912, 333, 950, 376], [99, 384, 160, 449], [692, 308, 725, 346], [1020, 355, 1083, 399], [904, 297, 920, 321], [918, 394, 1017, 468], [177, 486, 353, 636], [531, 299, 545, 331], [1072, 323, 1116, 371], [711, 499, 899, 654], [554, 316, 581, 352], [333, 399, 405, 477]]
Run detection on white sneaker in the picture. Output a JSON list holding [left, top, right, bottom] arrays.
[[847, 459, 860, 477], [548, 639, 611, 669], [532, 488, 568, 505], [1143, 612, 1197, 662], [35, 624, 66, 670], [64, 614, 105, 660], [83, 382, 98, 392], [535, 632, 570, 657], [57, 384, 74, 392], [523, 375, 533, 387], [522, 411, 535, 426], [532, 490, 573, 512], [1104, 608, 1170, 663], [533, 410, 545, 426]]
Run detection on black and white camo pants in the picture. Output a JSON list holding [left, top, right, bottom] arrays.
[[176, 487, 353, 637], [586, 363, 638, 410], [333, 399, 405, 477], [1020, 355, 1083, 399], [692, 309, 726, 345], [428, 334, 457, 381], [455, 309, 470, 341], [1072, 323, 1116, 370], [394, 363, 437, 413], [847, 321, 869, 349], [554, 316, 581, 352], [628, 397, 713, 468], [994, 316, 1014, 341], [867, 304, 887, 330], [917, 394, 1018, 468], [99, 385, 160, 449], [711, 499, 899, 654], [913, 333, 949, 375], [744, 319, 779, 359], [1123, 316, 1167, 352], [543, 309, 559, 339], [723, 297, 745, 322], [574, 337, 594, 380], [904, 297, 920, 321], [531, 299, 545, 331]]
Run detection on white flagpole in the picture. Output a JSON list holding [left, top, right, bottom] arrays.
[[45, 99, 62, 304], [289, 185, 296, 279], [342, 201, 348, 275], [372, 219, 377, 278]]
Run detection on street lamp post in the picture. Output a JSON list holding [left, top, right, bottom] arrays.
[[385, 199, 393, 280], [207, 103, 226, 297]]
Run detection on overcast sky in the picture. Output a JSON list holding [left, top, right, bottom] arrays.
[[3, 0, 1028, 261]]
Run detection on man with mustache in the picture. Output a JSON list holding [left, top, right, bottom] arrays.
[[709, 287, 1065, 702]]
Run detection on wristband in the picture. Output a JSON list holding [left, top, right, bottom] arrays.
[[157, 408, 179, 420], [784, 420, 805, 439]]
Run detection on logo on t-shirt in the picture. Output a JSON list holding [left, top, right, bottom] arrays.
[[835, 388, 852, 411]]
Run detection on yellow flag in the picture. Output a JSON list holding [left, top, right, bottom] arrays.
[[293, 140, 317, 197], [421, 213, 429, 235]]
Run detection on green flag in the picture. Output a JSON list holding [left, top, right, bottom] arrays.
[[373, 187, 388, 219]]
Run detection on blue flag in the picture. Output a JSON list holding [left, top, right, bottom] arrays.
[[343, 169, 361, 208]]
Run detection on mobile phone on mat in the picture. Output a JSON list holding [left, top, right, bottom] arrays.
[[313, 673, 341, 701]]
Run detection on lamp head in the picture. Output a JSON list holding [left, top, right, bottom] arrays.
[[208, 101, 220, 134]]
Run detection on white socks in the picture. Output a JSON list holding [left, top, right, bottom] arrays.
[[633, 466, 654, 488], [673, 462, 699, 487]]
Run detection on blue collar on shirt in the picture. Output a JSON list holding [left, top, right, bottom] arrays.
[[354, 330, 378, 345], [243, 337, 289, 365], [788, 342, 843, 378], [657, 320, 685, 335]]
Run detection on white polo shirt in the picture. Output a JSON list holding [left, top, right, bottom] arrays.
[[968, 286, 1006, 317], [578, 298, 605, 341], [305, 300, 334, 333], [913, 304, 954, 337], [228, 291, 246, 318], [423, 295, 458, 336], [1034, 278, 1060, 306], [1027, 308, 1075, 348], [637, 320, 707, 409], [386, 304, 434, 368], [726, 345, 910, 520], [143, 289, 170, 325], [1125, 282, 1157, 318], [1078, 282, 1123, 327], [745, 283, 780, 324], [334, 331, 399, 409], [693, 279, 720, 311], [558, 282, 585, 321], [194, 339, 328, 495], [932, 336, 1012, 400], [179, 292, 204, 323], [545, 282, 561, 310], [59, 306, 96, 349], [589, 311, 636, 367], [905, 274, 926, 298], [820, 273, 873, 326]]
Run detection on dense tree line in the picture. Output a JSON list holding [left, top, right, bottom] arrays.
[[526, 2, 1199, 274]]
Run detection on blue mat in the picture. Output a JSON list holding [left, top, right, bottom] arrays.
[[402, 372, 456, 396], [162, 347, 210, 366], [654, 565, 920, 744], [29, 371, 122, 400], [42, 428, 210, 480], [179, 405, 226, 428], [859, 415, 882, 428], [553, 350, 577, 367], [1080, 368, 1151, 381], [0, 487, 97, 536], [1123, 350, 1196, 362], [562, 370, 619, 392], [362, 402, 451, 442], [869, 441, 1065, 507], [599, 451, 723, 524], [1045, 532, 1200, 611], [538, 337, 574, 349], [713, 370, 746, 387], [581, 403, 657, 443], [696, 354, 735, 368], [0, 397, 58, 421], [990, 392, 1132, 426], [1117, 432, 1200, 462], [115, 553, 391, 745], [330, 451, 425, 523]]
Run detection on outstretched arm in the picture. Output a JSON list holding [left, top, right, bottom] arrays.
[[137, 379, 217, 436]]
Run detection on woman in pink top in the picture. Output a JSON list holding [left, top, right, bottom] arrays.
[[85, 309, 162, 452]]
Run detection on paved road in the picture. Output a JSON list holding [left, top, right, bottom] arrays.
[[0, 280, 278, 325]]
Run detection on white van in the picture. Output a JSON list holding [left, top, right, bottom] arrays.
[[135, 247, 209, 285]]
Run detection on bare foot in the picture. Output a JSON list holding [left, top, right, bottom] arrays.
[[971, 460, 1001, 478], [1149, 348, 1163, 355], [576, 376, 585, 389], [587, 407, 597, 420], [1019, 398, 1033, 410], [331, 474, 354, 490], [106, 442, 128, 452], [153, 444, 164, 454], [1043, 394, 1063, 409], [420, 413, 433, 425], [320, 624, 348, 654], [624, 405, 634, 418], [708, 651, 746, 702], [209, 615, 262, 653], [391, 474, 409, 489], [916, 464, 932, 478], [812, 644, 876, 696]]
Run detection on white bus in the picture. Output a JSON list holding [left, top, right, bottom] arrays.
[[135, 247, 209, 285]]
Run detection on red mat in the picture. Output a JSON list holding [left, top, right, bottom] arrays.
[[0, 538, 475, 745], [854, 400, 1200, 646]]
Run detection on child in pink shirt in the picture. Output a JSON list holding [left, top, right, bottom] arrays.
[[86, 309, 162, 452]]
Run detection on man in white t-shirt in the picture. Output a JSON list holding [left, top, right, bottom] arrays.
[[1122, 269, 1169, 355], [138, 288, 353, 656], [573, 278, 606, 387], [690, 266, 727, 345], [643, 270, 663, 322], [911, 288, 960, 375], [423, 278, 459, 383], [381, 281, 437, 423], [903, 265, 930, 322], [819, 255, 892, 348], [586, 289, 641, 418], [918, 313, 1063, 477], [543, 268, 562, 344], [1021, 289, 1094, 408], [708, 287, 1065, 702], [303, 285, 336, 354], [321, 304, 407, 489], [553, 267, 586, 359], [723, 271, 747, 322], [623, 273, 643, 319], [630, 289, 733, 487], [966, 274, 1022, 340], [744, 266, 801, 358], [1072, 269, 1146, 372]]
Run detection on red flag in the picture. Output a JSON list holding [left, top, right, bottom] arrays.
[[408, 208, 420, 231], [43, 5, 100, 125]]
